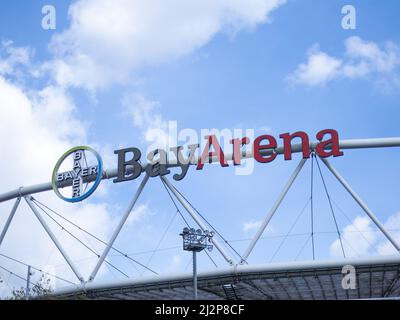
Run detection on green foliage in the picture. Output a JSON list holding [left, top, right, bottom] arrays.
[[6, 274, 53, 300]]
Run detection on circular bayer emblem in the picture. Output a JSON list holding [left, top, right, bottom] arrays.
[[52, 146, 103, 203]]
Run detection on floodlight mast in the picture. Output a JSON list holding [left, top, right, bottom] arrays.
[[180, 228, 213, 300]]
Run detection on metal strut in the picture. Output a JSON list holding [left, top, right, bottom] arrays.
[[314, 156, 346, 258], [88, 174, 149, 282], [310, 154, 315, 260], [241, 158, 308, 263], [161, 176, 235, 265], [0, 197, 21, 247], [320, 157, 400, 252], [25, 196, 84, 283]]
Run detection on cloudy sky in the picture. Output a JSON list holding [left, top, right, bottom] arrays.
[[1, 0, 400, 297]]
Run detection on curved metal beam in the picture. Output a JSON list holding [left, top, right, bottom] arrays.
[[1, 137, 400, 203], [53, 254, 400, 297]]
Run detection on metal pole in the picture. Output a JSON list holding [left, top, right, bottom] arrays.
[[161, 176, 235, 265], [0, 197, 21, 247], [89, 174, 149, 282], [25, 265, 31, 300], [3, 137, 400, 203], [321, 157, 400, 252], [241, 158, 307, 263], [25, 196, 84, 283], [193, 251, 197, 300]]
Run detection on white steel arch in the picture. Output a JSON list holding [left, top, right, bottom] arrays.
[[1, 137, 400, 298]]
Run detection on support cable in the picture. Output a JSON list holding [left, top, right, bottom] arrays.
[[160, 178, 218, 268], [340, 236, 361, 257], [160, 179, 191, 227], [331, 199, 381, 255], [228, 229, 400, 245], [310, 154, 315, 260], [31, 199, 129, 278], [143, 211, 178, 275], [0, 253, 76, 285], [321, 157, 400, 252], [0, 270, 13, 292], [111, 246, 182, 257], [32, 197, 158, 275], [269, 197, 311, 262], [295, 235, 312, 261], [165, 181, 245, 263], [315, 156, 346, 258], [0, 264, 27, 283], [204, 250, 222, 268]]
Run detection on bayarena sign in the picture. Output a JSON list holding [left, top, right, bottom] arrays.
[[52, 129, 343, 202]]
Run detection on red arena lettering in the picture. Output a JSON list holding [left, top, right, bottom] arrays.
[[197, 135, 229, 170], [110, 129, 344, 180], [279, 131, 311, 160], [315, 129, 344, 158], [253, 135, 277, 163]]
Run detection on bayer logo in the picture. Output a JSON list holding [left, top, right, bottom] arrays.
[[52, 146, 103, 203]]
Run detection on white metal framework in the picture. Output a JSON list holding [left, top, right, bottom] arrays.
[[1, 137, 400, 203], [1, 137, 400, 299]]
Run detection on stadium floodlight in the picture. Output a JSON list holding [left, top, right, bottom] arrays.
[[180, 227, 214, 300]]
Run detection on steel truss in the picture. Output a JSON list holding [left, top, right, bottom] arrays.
[[0, 137, 399, 290]]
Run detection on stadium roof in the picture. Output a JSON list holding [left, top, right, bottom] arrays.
[[54, 255, 400, 300]]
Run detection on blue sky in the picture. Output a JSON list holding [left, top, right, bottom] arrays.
[[0, 0, 400, 294]]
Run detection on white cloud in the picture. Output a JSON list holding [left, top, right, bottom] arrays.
[[165, 254, 183, 273], [0, 0, 288, 296], [243, 220, 262, 233], [344, 36, 400, 73], [122, 93, 170, 151], [0, 43, 117, 296], [329, 212, 400, 259], [46, 0, 285, 90], [0, 40, 31, 76], [288, 37, 400, 89], [122, 94, 165, 131], [41, 0, 287, 157], [377, 212, 400, 255], [288, 45, 342, 86], [126, 204, 153, 225], [30, 85, 87, 144], [242, 219, 274, 234], [330, 216, 377, 258]]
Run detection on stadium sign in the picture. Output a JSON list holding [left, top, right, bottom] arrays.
[[52, 129, 343, 202]]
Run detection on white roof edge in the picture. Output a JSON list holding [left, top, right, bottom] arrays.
[[54, 254, 400, 296]]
